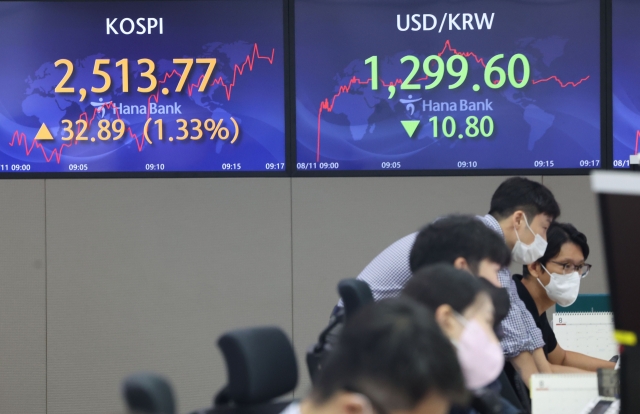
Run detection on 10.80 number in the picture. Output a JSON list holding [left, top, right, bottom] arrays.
[[429, 116, 494, 138]]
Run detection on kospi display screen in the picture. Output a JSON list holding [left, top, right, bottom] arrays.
[[613, 0, 640, 169], [0, 1, 286, 175], [294, 0, 602, 173]]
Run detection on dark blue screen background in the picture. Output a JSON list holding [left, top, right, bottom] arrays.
[[295, 0, 601, 172], [0, 1, 285, 173], [613, 0, 640, 168]]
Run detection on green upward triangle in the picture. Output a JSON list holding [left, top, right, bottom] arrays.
[[401, 120, 420, 138]]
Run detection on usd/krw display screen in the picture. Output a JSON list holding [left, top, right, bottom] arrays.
[[0, 1, 285, 174], [613, 0, 640, 169], [294, 0, 601, 172]]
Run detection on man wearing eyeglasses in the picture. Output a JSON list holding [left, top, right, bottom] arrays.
[[513, 221, 616, 372]]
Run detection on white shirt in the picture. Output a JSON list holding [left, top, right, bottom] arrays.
[[336, 232, 417, 307], [476, 214, 545, 357]]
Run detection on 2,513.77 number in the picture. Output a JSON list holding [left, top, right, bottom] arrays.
[[54, 58, 217, 96]]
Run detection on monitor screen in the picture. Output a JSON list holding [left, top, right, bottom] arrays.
[[613, 0, 640, 169], [0, 0, 286, 175], [294, 0, 601, 173], [592, 172, 640, 338]]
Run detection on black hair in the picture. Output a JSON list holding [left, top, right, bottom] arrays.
[[403, 263, 486, 315], [489, 177, 560, 221], [312, 297, 468, 409], [523, 222, 590, 277], [409, 215, 511, 273]]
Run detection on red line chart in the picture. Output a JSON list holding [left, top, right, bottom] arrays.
[[10, 43, 275, 163]]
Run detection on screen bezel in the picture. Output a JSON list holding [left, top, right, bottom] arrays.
[[289, 0, 610, 177], [0, 0, 292, 179], [592, 170, 640, 336]]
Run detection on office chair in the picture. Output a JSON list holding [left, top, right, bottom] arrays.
[[190, 326, 298, 414], [336, 279, 374, 320], [122, 372, 176, 414], [306, 279, 373, 382]]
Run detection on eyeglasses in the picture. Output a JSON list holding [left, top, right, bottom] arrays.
[[549, 261, 592, 278]]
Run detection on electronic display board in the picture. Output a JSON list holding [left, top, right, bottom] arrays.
[[612, 0, 640, 169], [0, 1, 286, 175], [294, 0, 602, 173]]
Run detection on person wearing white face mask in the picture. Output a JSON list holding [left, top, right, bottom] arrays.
[[513, 222, 616, 372], [477, 177, 561, 388]]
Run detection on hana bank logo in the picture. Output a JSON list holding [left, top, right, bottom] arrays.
[[400, 95, 422, 116], [89, 98, 182, 117]]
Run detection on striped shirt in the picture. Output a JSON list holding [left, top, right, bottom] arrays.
[[477, 214, 545, 357], [337, 232, 417, 307], [338, 215, 544, 358]]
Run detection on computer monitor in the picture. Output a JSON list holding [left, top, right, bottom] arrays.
[[591, 170, 640, 413], [294, 0, 602, 174], [0, 0, 286, 176]]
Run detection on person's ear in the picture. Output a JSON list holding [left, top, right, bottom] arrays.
[[435, 304, 458, 337], [513, 210, 525, 229], [453, 257, 470, 272], [527, 262, 543, 279], [335, 393, 375, 414]]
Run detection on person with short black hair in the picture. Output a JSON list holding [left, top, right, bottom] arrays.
[[333, 177, 561, 384], [410, 215, 512, 286], [488, 177, 560, 223], [403, 264, 519, 414], [403, 265, 504, 388], [335, 215, 511, 308], [514, 222, 616, 372], [284, 298, 468, 414]]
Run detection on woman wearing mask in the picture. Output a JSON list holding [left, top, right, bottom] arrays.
[[403, 264, 518, 414], [513, 222, 615, 371]]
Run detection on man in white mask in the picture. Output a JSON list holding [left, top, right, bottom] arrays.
[[282, 298, 468, 414], [476, 177, 561, 387], [513, 222, 616, 372], [331, 177, 560, 388]]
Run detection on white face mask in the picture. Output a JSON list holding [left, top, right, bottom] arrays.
[[511, 215, 548, 265], [538, 264, 581, 307]]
